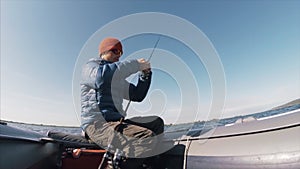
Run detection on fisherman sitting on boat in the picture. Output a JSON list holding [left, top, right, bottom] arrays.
[[80, 37, 164, 168]]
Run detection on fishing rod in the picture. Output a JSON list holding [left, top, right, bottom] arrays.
[[124, 35, 161, 114], [147, 35, 161, 62]]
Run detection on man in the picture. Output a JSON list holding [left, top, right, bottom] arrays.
[[80, 37, 164, 168]]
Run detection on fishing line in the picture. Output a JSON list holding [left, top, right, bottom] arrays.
[[147, 35, 161, 62]]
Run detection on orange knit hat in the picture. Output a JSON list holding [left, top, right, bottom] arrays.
[[99, 37, 123, 55]]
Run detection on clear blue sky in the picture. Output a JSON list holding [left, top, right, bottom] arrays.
[[1, 0, 299, 126]]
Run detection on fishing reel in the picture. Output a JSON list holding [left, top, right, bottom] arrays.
[[98, 144, 125, 169]]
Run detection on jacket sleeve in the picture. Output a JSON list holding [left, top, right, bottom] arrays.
[[124, 71, 152, 102], [95, 59, 140, 88], [115, 59, 140, 78], [81, 60, 100, 88]]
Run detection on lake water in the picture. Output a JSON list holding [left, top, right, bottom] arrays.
[[5, 104, 300, 137]]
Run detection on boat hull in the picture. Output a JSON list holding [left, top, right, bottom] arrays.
[[1, 109, 299, 169], [0, 124, 61, 169], [187, 151, 300, 169], [179, 110, 300, 169]]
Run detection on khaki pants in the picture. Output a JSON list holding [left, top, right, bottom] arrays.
[[85, 116, 164, 159]]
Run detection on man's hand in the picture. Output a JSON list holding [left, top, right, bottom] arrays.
[[138, 58, 151, 72]]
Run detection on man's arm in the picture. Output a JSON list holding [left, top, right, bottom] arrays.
[[124, 71, 152, 102]]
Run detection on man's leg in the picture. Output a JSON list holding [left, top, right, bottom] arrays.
[[85, 120, 159, 168], [125, 116, 164, 135]]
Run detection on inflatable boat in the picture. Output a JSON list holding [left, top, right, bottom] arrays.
[[180, 109, 300, 169], [0, 109, 299, 169]]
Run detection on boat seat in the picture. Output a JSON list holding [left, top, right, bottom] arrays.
[[47, 131, 99, 149]]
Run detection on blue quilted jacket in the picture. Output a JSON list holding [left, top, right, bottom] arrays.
[[80, 57, 151, 130]]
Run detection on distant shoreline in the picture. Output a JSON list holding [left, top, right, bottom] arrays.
[[0, 120, 80, 128], [1, 98, 299, 127], [271, 98, 300, 110]]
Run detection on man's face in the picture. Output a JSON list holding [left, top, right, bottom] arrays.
[[102, 49, 122, 62]]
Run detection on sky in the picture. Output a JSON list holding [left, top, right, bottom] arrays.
[[1, 0, 299, 126]]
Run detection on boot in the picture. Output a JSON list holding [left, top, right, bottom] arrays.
[[104, 161, 113, 169]]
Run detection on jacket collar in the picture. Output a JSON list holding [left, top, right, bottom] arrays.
[[89, 57, 113, 64]]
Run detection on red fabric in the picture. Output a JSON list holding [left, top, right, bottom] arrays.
[[99, 37, 123, 54]]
